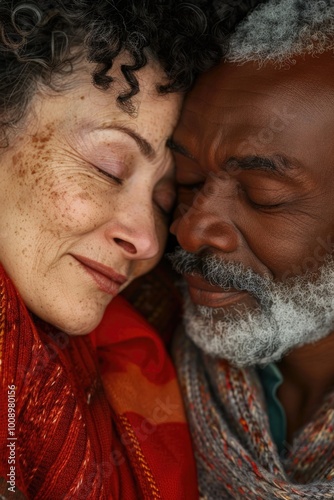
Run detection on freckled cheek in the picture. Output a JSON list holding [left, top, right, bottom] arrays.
[[21, 164, 110, 232], [45, 187, 111, 233]]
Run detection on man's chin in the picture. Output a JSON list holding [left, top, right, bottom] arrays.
[[176, 252, 334, 368], [182, 293, 288, 368]]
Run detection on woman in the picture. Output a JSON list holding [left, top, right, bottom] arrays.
[[0, 1, 224, 498]]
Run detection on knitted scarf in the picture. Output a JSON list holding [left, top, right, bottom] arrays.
[[174, 333, 334, 499], [0, 264, 197, 499]]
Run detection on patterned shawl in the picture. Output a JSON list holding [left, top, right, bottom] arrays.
[[0, 264, 197, 499], [174, 333, 334, 499]]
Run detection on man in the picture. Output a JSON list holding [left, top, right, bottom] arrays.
[[168, 0, 334, 497]]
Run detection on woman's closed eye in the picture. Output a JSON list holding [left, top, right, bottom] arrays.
[[177, 182, 205, 196], [93, 165, 124, 185], [154, 185, 176, 218]]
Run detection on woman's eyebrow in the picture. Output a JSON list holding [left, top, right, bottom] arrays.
[[96, 124, 156, 159]]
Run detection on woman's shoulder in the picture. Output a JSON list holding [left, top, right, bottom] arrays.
[[0, 263, 109, 413], [0, 264, 38, 394], [0, 264, 115, 498]]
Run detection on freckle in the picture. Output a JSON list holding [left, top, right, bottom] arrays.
[[78, 191, 91, 201], [12, 151, 24, 166], [80, 96, 85, 100]]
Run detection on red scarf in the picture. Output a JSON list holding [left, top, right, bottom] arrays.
[[0, 264, 197, 499]]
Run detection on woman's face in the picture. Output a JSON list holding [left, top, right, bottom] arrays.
[[0, 58, 181, 334]]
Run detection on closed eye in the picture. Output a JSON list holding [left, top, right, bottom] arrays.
[[241, 184, 288, 211], [94, 166, 123, 185], [154, 187, 176, 219], [155, 202, 173, 219], [250, 200, 286, 211], [178, 182, 204, 191]]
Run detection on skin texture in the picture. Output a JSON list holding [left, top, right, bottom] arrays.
[[171, 51, 334, 440], [0, 57, 181, 335]]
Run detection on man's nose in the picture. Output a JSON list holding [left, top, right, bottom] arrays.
[[170, 179, 239, 254]]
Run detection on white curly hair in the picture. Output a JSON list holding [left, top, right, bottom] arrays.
[[226, 0, 334, 66]]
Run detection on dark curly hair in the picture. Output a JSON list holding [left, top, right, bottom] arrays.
[[0, 0, 265, 139]]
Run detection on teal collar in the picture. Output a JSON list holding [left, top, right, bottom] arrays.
[[257, 363, 287, 454]]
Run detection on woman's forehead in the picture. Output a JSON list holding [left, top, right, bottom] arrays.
[[22, 60, 180, 143]]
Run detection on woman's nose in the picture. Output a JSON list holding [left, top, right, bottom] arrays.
[[171, 181, 239, 254], [105, 203, 161, 260]]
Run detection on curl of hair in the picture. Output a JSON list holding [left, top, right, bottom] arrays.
[[0, 0, 262, 136]]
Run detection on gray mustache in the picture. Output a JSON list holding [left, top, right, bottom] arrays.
[[167, 247, 271, 304]]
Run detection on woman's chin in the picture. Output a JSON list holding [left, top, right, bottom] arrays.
[[20, 282, 115, 336], [34, 305, 107, 336]]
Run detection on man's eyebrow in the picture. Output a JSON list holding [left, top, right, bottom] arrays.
[[225, 154, 294, 175], [165, 140, 294, 175], [97, 124, 155, 159], [166, 138, 195, 160]]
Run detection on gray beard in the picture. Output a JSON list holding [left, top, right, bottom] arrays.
[[169, 249, 334, 367]]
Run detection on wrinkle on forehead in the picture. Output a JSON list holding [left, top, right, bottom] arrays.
[[193, 53, 334, 108], [178, 53, 334, 163]]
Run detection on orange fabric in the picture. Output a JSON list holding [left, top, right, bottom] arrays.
[[0, 264, 198, 499], [90, 296, 198, 499]]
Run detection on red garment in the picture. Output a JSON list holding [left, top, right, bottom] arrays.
[[0, 264, 198, 499]]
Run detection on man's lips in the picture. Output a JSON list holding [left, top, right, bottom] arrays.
[[184, 273, 249, 308], [72, 254, 127, 295]]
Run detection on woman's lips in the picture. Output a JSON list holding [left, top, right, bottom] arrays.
[[72, 254, 127, 296], [185, 274, 250, 308]]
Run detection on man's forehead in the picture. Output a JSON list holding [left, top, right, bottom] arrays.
[[173, 51, 334, 179], [181, 52, 334, 123]]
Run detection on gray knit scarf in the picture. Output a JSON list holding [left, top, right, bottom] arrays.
[[174, 334, 334, 499]]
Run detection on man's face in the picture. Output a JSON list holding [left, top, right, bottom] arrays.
[[169, 52, 334, 366]]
